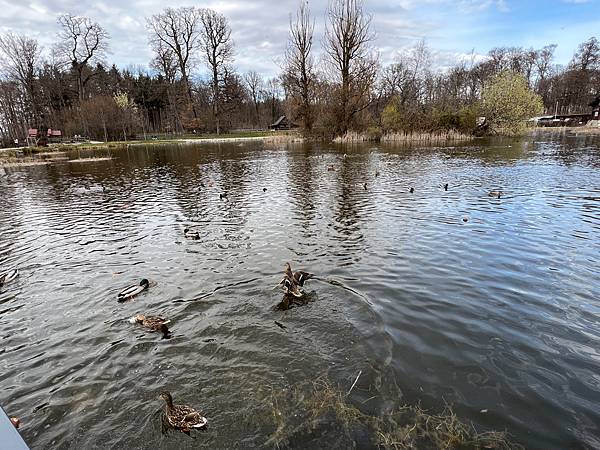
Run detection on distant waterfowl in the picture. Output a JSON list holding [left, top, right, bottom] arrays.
[[489, 190, 502, 198], [409, 187, 414, 193], [263, 188, 267, 192], [0, 268, 19, 286], [184, 228, 200, 240], [327, 165, 335, 172], [159, 392, 207, 432], [444, 183, 448, 191], [363, 183, 367, 190], [375, 170, 380, 177], [219, 193, 227, 200], [117, 279, 149, 302], [463, 216, 469, 222], [130, 314, 171, 338]]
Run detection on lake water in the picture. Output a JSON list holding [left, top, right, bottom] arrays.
[[0, 135, 599, 449]]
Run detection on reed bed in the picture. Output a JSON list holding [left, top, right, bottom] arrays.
[[381, 130, 473, 143]]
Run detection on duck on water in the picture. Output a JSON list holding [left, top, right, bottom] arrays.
[[159, 391, 207, 433], [278, 262, 314, 298], [130, 314, 171, 338], [117, 279, 149, 302]]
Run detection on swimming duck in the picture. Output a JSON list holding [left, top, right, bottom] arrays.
[[409, 187, 414, 193], [363, 183, 367, 190], [117, 279, 149, 302], [184, 228, 200, 239], [0, 268, 19, 286], [444, 183, 448, 191], [279, 262, 313, 297], [159, 391, 207, 432], [219, 193, 227, 200], [489, 190, 502, 198], [327, 165, 335, 172], [130, 314, 171, 338]]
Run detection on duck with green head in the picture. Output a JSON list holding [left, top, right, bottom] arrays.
[[117, 279, 149, 302]]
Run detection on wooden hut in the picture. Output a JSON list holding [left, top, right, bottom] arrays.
[[269, 115, 297, 130]]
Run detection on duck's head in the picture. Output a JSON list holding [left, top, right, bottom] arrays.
[[159, 391, 174, 407], [140, 279, 150, 288], [160, 324, 172, 339]]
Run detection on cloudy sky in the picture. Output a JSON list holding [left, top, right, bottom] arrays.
[[0, 0, 598, 79]]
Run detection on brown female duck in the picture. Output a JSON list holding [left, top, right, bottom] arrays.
[[159, 391, 207, 432]]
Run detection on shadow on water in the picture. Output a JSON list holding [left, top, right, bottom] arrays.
[[0, 136, 599, 449]]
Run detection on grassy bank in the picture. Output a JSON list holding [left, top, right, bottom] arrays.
[[0, 131, 301, 160]]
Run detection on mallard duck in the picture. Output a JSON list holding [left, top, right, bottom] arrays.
[[159, 392, 207, 432], [130, 314, 171, 337], [489, 190, 502, 198], [0, 268, 19, 286], [117, 279, 149, 302], [278, 262, 313, 297], [184, 228, 200, 239]]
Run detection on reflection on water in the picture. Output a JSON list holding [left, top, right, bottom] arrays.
[[0, 135, 599, 449]]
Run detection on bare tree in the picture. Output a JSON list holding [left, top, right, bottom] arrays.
[[0, 32, 42, 125], [147, 7, 203, 117], [150, 40, 178, 84], [570, 37, 600, 71], [324, 0, 378, 133], [283, 0, 315, 130], [244, 71, 263, 127], [200, 9, 234, 135], [56, 14, 109, 101], [534, 44, 557, 81]]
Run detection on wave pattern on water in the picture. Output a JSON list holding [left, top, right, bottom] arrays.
[[0, 137, 599, 449]]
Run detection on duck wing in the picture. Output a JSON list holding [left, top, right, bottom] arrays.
[[117, 284, 143, 300], [170, 405, 207, 429]]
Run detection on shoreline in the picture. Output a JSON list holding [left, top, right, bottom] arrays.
[[0, 132, 303, 163]]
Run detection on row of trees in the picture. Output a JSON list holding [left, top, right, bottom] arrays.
[[0, 0, 599, 145]]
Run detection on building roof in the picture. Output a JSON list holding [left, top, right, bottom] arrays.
[[271, 115, 286, 127]]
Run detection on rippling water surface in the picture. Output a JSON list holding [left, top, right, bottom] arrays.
[[1, 135, 599, 449]]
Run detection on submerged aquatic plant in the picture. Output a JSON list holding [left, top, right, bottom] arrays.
[[261, 376, 522, 450]]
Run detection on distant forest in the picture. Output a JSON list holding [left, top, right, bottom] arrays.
[[0, 0, 599, 144]]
